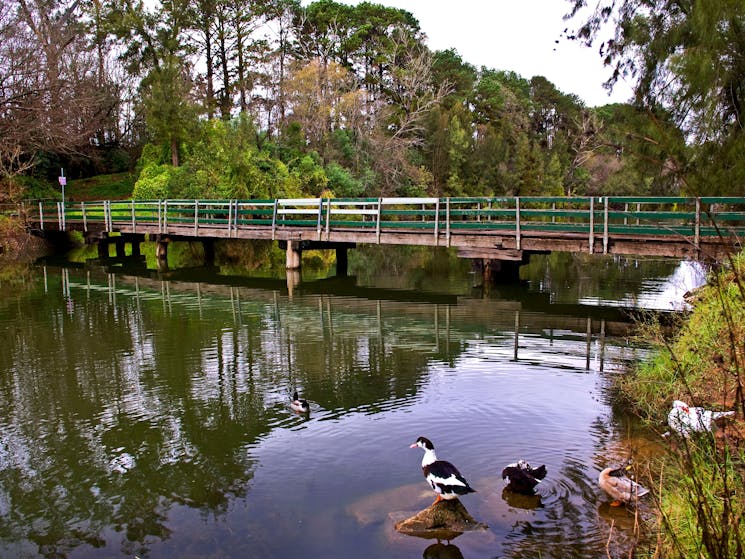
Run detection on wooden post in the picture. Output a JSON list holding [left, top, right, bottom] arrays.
[[316, 198, 323, 241], [97, 239, 109, 259], [603, 196, 609, 254], [325, 198, 331, 241], [513, 310, 520, 361], [286, 240, 301, 270], [694, 197, 701, 252], [375, 198, 382, 243], [588, 197, 595, 254], [233, 200, 240, 236], [446, 197, 451, 247], [194, 200, 199, 235], [227, 200, 233, 237], [434, 198, 440, 246], [271, 199, 278, 240], [336, 247, 348, 276], [156, 240, 168, 264], [515, 197, 521, 251], [203, 239, 215, 266]]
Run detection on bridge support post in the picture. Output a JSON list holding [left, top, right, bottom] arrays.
[[156, 240, 168, 264], [203, 239, 215, 266], [97, 238, 110, 259], [483, 258, 522, 284], [115, 239, 126, 258], [287, 269, 301, 297], [131, 239, 141, 257], [336, 247, 348, 276], [286, 240, 302, 270]]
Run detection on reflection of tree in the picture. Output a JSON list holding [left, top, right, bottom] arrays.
[[521, 253, 681, 304], [0, 262, 655, 556], [0, 266, 446, 556], [0, 279, 265, 556]]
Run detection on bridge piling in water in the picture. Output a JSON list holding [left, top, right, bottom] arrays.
[[156, 239, 168, 264], [336, 247, 348, 276], [286, 240, 301, 269]]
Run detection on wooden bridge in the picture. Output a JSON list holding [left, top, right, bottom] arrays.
[[27, 196, 745, 276]]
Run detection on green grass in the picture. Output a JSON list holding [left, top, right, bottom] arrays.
[[66, 172, 135, 201], [613, 251, 745, 558]]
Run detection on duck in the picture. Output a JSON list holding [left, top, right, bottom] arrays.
[[290, 391, 310, 414], [598, 465, 649, 506], [667, 399, 735, 438], [410, 436, 476, 505], [501, 460, 547, 495]]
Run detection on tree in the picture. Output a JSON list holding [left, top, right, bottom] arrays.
[[108, 0, 198, 166], [565, 0, 745, 194], [0, 0, 117, 193], [284, 58, 363, 159]]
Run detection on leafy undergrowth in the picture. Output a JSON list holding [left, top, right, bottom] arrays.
[[613, 251, 745, 558], [0, 214, 48, 262]]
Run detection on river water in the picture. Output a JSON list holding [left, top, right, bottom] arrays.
[[0, 248, 706, 558]]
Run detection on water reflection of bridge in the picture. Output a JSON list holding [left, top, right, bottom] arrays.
[[53, 261, 650, 372]]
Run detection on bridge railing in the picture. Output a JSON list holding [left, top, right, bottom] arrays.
[[30, 196, 745, 250]]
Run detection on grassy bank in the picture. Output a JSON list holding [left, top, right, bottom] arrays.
[[66, 172, 135, 201], [614, 252, 745, 558]]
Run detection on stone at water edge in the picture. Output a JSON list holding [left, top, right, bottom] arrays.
[[394, 498, 487, 537]]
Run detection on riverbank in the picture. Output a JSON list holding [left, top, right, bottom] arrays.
[[613, 251, 745, 557], [0, 214, 48, 264]]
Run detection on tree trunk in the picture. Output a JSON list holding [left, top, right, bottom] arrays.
[[171, 137, 180, 167]]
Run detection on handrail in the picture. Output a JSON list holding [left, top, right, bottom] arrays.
[[26, 196, 745, 255]]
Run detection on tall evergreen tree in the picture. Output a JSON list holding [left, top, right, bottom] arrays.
[[565, 0, 745, 194]]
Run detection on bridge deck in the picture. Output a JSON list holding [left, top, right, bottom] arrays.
[[26, 196, 745, 260]]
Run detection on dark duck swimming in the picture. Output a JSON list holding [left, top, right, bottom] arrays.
[[410, 436, 476, 505]]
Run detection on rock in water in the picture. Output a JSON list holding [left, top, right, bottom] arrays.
[[394, 499, 487, 540]]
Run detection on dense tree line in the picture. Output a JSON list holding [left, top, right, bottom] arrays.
[[0, 0, 741, 202]]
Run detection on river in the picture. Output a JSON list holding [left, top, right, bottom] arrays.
[[0, 247, 707, 558]]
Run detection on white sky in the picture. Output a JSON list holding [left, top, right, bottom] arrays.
[[305, 0, 635, 107]]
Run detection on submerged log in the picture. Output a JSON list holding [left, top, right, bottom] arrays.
[[394, 499, 487, 540]]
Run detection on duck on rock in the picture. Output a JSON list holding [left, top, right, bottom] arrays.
[[410, 436, 476, 505], [502, 460, 547, 495]]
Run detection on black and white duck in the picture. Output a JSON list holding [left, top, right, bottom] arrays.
[[501, 460, 547, 495], [410, 436, 476, 505]]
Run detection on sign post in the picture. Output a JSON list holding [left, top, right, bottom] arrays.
[[58, 168, 66, 202]]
